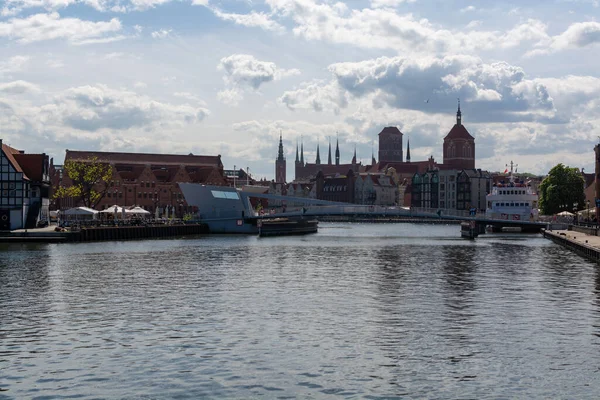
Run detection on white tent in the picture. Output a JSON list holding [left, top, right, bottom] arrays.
[[557, 211, 575, 216], [100, 205, 125, 214], [578, 208, 596, 216], [127, 206, 151, 215], [63, 207, 98, 220]]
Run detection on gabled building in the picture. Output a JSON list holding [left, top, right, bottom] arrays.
[[355, 173, 398, 206], [0, 140, 51, 230], [411, 170, 439, 209], [456, 169, 492, 211]]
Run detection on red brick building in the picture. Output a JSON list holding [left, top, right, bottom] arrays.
[[56, 150, 227, 217]]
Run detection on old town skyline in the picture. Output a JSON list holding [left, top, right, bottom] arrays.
[[1, 0, 600, 180]]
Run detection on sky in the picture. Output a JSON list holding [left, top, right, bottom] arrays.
[[1, 0, 600, 181]]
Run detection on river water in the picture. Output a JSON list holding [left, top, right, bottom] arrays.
[[1, 223, 600, 399]]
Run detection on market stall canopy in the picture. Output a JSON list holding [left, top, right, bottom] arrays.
[[578, 208, 596, 216], [99, 205, 125, 213], [557, 211, 575, 216], [63, 207, 98, 216], [127, 206, 151, 215]]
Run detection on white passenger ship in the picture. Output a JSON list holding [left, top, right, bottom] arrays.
[[486, 162, 538, 221]]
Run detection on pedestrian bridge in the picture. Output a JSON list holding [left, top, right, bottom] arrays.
[[239, 192, 547, 231]]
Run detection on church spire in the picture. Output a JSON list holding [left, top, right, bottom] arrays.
[[406, 137, 411, 162], [300, 138, 304, 165], [351, 145, 356, 164], [371, 142, 376, 165], [457, 98, 462, 126], [328, 137, 332, 165], [277, 132, 285, 162], [295, 139, 299, 163], [316, 141, 321, 165], [335, 134, 340, 166]]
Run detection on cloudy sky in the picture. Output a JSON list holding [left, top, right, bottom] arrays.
[[1, 0, 600, 180]]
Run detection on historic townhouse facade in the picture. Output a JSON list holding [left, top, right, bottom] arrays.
[[0, 140, 51, 230]]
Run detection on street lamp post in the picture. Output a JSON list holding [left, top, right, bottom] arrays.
[[587, 199, 591, 223], [574, 202, 579, 225], [233, 165, 236, 188]]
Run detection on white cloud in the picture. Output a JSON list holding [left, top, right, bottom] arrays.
[[549, 21, 600, 51], [465, 20, 482, 29], [264, 0, 552, 56], [217, 88, 244, 106], [151, 28, 171, 38], [460, 5, 476, 12], [0, 55, 29, 76], [0, 80, 40, 94], [217, 54, 300, 106], [218, 54, 300, 89], [280, 55, 557, 123], [47, 84, 210, 131], [210, 8, 285, 32], [0, 12, 123, 44], [280, 79, 347, 112]]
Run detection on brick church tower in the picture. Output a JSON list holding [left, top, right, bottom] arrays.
[[443, 100, 475, 170], [378, 126, 403, 164], [275, 133, 286, 183]]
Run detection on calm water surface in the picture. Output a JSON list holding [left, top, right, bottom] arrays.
[[1, 223, 600, 399]]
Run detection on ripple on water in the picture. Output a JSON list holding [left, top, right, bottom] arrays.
[[0, 225, 599, 398]]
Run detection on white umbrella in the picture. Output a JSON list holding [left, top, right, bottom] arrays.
[[557, 211, 574, 216], [100, 205, 125, 214], [127, 206, 151, 215]]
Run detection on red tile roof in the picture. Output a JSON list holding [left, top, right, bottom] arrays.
[[444, 124, 474, 140], [14, 153, 47, 181], [1, 143, 29, 180], [66, 150, 222, 167]]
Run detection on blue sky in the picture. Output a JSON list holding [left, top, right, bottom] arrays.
[[1, 0, 600, 181]]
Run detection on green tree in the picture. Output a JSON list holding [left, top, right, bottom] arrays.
[[538, 163, 585, 215], [53, 156, 113, 209]]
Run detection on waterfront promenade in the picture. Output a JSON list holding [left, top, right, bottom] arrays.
[[543, 228, 600, 262]]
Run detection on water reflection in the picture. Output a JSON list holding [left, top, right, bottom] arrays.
[[1, 225, 600, 398]]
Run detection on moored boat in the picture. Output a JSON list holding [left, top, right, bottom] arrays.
[[486, 161, 538, 223]]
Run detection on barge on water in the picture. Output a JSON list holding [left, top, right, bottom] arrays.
[[258, 218, 318, 237], [179, 183, 318, 236]]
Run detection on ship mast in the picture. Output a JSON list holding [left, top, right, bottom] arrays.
[[506, 160, 518, 184]]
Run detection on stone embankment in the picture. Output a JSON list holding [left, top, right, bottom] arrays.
[[543, 228, 600, 262], [0, 224, 208, 243]]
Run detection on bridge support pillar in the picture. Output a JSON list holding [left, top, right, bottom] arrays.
[[461, 221, 478, 239], [477, 222, 487, 235]]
